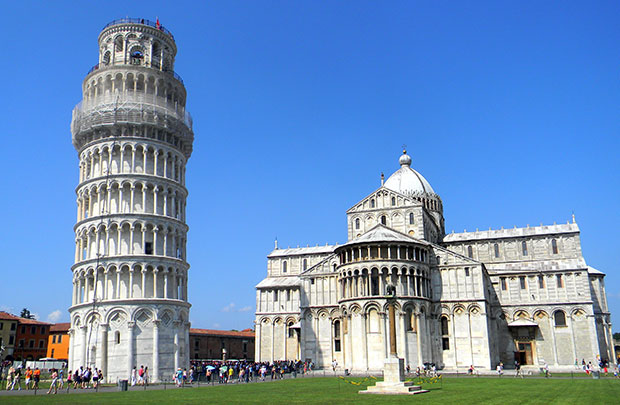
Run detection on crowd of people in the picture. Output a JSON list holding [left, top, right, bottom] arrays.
[[180, 360, 315, 385]]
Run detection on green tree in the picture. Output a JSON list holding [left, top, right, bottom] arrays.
[[613, 332, 620, 340], [20, 308, 35, 319]]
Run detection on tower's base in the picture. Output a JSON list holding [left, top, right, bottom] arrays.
[[359, 357, 429, 396]]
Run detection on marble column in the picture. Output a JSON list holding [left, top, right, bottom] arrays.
[[152, 320, 160, 382], [100, 324, 108, 380], [127, 322, 135, 378]]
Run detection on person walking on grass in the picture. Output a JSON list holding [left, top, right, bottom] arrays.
[[10, 366, 22, 390], [47, 369, 59, 395], [24, 367, 32, 389]]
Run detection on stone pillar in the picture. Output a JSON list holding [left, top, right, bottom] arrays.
[[174, 322, 180, 371], [255, 321, 262, 362], [549, 316, 559, 365], [127, 322, 135, 378], [361, 313, 368, 370], [415, 314, 423, 366], [68, 329, 75, 370], [81, 325, 88, 367], [152, 320, 160, 382], [388, 302, 397, 357], [380, 312, 388, 359], [100, 324, 108, 381], [398, 311, 407, 363]]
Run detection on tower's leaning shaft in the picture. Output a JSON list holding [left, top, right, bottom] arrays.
[[68, 18, 193, 382]]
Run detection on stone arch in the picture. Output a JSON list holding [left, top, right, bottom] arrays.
[[513, 310, 530, 320], [468, 304, 481, 315], [533, 309, 548, 320], [105, 308, 129, 325]]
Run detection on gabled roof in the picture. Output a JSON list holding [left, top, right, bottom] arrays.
[[339, 224, 429, 248], [255, 276, 301, 289], [587, 266, 605, 275], [268, 245, 337, 258], [508, 319, 538, 327], [346, 186, 420, 214]]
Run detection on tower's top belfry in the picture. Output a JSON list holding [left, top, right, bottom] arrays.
[[97, 18, 178, 73], [71, 18, 193, 158]]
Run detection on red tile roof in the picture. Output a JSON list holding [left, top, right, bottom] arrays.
[[0, 311, 21, 321], [50, 323, 71, 332], [0, 311, 51, 325], [190, 328, 255, 338], [17, 317, 51, 325]]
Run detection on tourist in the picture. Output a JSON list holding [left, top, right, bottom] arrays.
[[58, 369, 64, 390], [6, 366, 14, 390], [543, 362, 550, 378], [143, 367, 149, 385], [32, 367, 40, 389], [24, 367, 32, 389], [176, 368, 183, 387], [131, 366, 137, 386], [332, 359, 338, 373], [73, 369, 80, 389], [514, 361, 523, 378], [496, 362, 503, 377], [67, 370, 73, 388], [467, 364, 474, 375], [138, 365, 145, 385], [92, 368, 99, 388], [11, 366, 22, 391], [47, 369, 59, 394]]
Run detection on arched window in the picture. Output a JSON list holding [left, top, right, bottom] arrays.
[[554, 311, 566, 327], [405, 308, 416, 332], [370, 199, 375, 208], [440, 316, 449, 336], [391, 197, 396, 206], [551, 239, 558, 254], [440, 316, 450, 350], [282, 261, 287, 273], [355, 218, 360, 229], [381, 216, 387, 225], [115, 331, 121, 344], [102, 51, 111, 65], [302, 259, 307, 271], [287, 322, 295, 338], [494, 243, 499, 258], [467, 246, 473, 258], [522, 241, 528, 256], [371, 273, 379, 295], [409, 213, 414, 225], [114, 36, 124, 52], [130, 46, 144, 65], [333, 320, 341, 352]]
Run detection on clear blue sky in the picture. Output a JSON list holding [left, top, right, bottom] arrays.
[[1, 1, 618, 332]]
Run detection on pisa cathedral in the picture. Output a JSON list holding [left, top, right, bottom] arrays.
[[255, 151, 614, 371], [68, 19, 193, 381]]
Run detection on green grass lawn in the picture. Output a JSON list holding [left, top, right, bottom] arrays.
[[2, 376, 619, 404]]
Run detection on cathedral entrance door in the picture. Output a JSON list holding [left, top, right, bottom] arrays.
[[516, 342, 533, 365]]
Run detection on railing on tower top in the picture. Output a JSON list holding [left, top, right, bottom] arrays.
[[102, 18, 174, 39], [86, 63, 184, 84]]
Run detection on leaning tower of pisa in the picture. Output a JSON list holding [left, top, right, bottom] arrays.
[[68, 18, 193, 382]]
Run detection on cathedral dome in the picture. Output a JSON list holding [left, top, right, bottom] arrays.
[[384, 150, 435, 195]]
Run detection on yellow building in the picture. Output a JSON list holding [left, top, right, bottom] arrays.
[[46, 323, 70, 360], [0, 311, 20, 361]]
